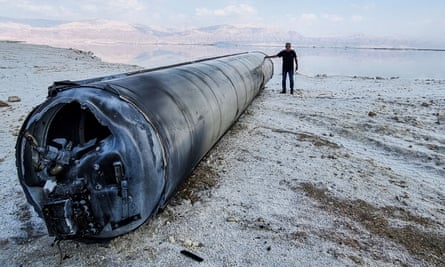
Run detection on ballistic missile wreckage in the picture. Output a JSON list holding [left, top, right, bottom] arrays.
[[16, 52, 273, 240]]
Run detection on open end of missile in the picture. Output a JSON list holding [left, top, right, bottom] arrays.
[[34, 101, 114, 238], [16, 88, 165, 240]]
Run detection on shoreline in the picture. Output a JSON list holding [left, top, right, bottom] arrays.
[[3, 39, 445, 52]]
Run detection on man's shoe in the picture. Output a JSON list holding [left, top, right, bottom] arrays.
[[280, 90, 286, 94], [290, 90, 294, 95]]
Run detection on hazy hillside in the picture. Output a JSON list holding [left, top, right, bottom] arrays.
[[0, 17, 442, 49]]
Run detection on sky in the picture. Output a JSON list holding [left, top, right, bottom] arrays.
[[0, 0, 444, 40]]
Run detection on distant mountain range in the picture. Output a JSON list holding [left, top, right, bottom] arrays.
[[0, 17, 443, 49]]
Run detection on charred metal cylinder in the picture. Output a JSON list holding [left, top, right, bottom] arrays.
[[16, 52, 273, 240]]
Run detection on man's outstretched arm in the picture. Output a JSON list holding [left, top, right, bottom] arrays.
[[295, 56, 298, 71]]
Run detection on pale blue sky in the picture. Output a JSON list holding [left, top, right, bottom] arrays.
[[1, 0, 444, 40]]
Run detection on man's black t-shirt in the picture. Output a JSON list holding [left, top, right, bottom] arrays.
[[277, 49, 297, 71]]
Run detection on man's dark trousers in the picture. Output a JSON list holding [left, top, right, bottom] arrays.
[[282, 69, 294, 94]]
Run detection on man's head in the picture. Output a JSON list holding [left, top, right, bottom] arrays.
[[285, 42, 291, 51]]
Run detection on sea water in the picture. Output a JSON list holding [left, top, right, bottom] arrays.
[[294, 47, 445, 80], [83, 43, 445, 80]]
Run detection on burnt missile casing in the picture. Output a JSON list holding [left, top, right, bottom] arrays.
[[16, 52, 273, 240]]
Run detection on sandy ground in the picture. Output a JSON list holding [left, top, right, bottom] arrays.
[[0, 41, 444, 266]]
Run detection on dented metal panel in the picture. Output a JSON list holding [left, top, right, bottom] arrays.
[[15, 52, 273, 240]]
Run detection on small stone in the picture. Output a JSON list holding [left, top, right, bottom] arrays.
[[7, 96, 21, 103], [183, 239, 193, 247], [368, 111, 377, 117], [168, 236, 175, 243], [227, 216, 240, 223], [0, 100, 9, 107]]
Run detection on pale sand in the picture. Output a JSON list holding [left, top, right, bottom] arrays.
[[1, 42, 444, 266]]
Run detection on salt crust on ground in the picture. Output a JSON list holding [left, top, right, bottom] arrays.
[[1, 42, 444, 266]]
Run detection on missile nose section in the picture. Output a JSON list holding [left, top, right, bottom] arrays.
[[16, 52, 273, 240]]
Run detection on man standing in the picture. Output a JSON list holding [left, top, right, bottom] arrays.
[[265, 42, 298, 94]]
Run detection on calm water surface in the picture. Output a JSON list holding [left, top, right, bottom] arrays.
[[82, 43, 445, 80]]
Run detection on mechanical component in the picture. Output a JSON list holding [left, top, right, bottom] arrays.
[[16, 52, 273, 240]]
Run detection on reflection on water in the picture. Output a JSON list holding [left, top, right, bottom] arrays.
[[296, 47, 445, 80], [77, 43, 445, 79]]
